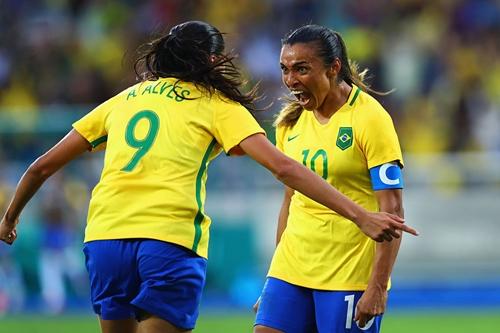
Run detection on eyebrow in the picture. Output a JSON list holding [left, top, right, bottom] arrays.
[[280, 60, 309, 68]]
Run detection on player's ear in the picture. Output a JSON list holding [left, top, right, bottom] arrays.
[[327, 58, 341, 79]]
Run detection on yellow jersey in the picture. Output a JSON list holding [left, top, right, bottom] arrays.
[[73, 78, 264, 258], [268, 86, 403, 290]]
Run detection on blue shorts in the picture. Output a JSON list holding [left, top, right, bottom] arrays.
[[83, 239, 207, 330], [255, 277, 384, 333]]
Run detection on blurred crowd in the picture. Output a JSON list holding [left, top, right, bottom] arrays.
[[0, 0, 499, 314], [0, 0, 498, 152]]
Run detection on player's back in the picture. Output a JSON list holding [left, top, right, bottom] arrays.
[[74, 78, 228, 255]]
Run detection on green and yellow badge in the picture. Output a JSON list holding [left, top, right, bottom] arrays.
[[336, 127, 353, 150]]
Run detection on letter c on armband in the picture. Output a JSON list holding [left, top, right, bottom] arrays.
[[369, 163, 404, 191]]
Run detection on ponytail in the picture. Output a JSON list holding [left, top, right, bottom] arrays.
[[274, 99, 303, 128], [335, 32, 390, 96]]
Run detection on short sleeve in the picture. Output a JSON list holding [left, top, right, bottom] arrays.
[[72, 96, 117, 151], [212, 99, 265, 153], [357, 106, 404, 169]]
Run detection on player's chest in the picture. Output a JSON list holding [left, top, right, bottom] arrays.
[[282, 119, 366, 179]]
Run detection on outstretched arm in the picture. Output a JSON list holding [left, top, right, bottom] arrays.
[[239, 133, 418, 242], [355, 189, 404, 328], [0, 129, 91, 244]]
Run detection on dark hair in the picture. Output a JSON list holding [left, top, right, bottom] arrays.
[[134, 21, 260, 112], [275, 24, 382, 128]]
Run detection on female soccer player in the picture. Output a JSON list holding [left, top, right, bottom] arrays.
[[254, 25, 408, 333], [0, 21, 416, 333]]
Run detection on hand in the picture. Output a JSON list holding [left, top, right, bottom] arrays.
[[354, 285, 387, 329], [356, 211, 418, 242], [252, 296, 261, 313], [0, 216, 19, 245]]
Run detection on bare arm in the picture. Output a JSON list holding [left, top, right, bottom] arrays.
[[238, 133, 417, 241], [276, 186, 293, 246], [355, 188, 404, 328], [0, 129, 91, 244]]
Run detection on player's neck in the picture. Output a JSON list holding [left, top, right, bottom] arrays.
[[315, 81, 352, 120]]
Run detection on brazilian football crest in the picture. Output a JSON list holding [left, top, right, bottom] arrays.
[[336, 127, 353, 150]]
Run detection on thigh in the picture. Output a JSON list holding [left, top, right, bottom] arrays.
[[132, 240, 207, 331], [313, 290, 383, 333], [83, 240, 140, 320], [138, 314, 192, 333], [99, 318, 138, 333], [255, 277, 317, 333]]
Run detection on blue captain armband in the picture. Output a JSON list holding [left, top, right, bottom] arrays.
[[369, 163, 404, 190]]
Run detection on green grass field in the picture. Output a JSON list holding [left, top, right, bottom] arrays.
[[0, 311, 498, 332]]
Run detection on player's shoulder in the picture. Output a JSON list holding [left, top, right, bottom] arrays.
[[210, 90, 244, 108], [119, 81, 143, 97], [275, 113, 303, 137], [99, 82, 143, 108], [353, 89, 393, 123], [275, 122, 289, 139], [355, 89, 387, 114]]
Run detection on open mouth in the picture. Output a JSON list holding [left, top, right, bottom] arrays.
[[290, 90, 311, 106]]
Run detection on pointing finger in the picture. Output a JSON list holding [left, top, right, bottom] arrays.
[[396, 223, 419, 236]]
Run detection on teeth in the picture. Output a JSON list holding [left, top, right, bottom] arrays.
[[290, 90, 303, 94]]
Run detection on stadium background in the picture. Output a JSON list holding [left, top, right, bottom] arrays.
[[0, 0, 498, 332]]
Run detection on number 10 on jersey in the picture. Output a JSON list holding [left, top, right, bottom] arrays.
[[302, 149, 328, 180]]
